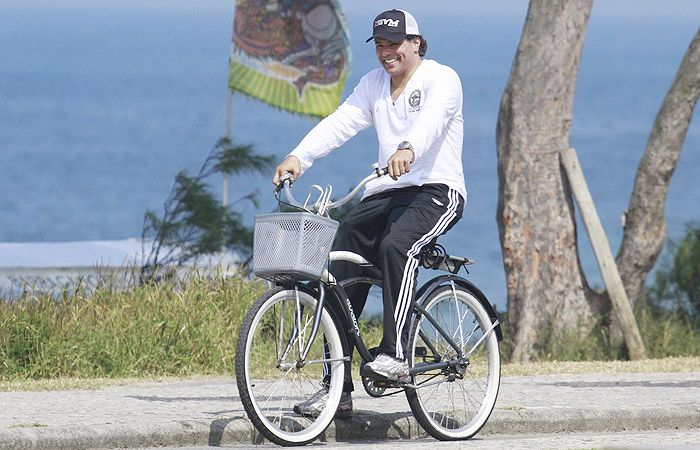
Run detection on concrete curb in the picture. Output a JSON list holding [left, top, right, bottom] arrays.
[[2, 405, 698, 449], [483, 404, 700, 435]]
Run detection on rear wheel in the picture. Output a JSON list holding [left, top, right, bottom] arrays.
[[405, 283, 501, 440], [235, 287, 345, 446]]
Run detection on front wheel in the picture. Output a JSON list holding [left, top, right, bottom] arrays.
[[405, 283, 501, 440], [235, 287, 345, 446]]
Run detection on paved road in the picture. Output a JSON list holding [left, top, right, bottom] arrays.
[[1, 371, 699, 449], [129, 430, 700, 450]]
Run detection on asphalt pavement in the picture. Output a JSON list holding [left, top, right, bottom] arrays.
[[1, 371, 698, 449]]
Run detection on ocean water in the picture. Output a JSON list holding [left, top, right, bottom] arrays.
[[1, 6, 699, 311]]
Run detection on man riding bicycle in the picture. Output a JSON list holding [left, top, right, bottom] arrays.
[[272, 9, 466, 418]]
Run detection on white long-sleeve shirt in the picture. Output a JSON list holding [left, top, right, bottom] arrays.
[[290, 59, 467, 200]]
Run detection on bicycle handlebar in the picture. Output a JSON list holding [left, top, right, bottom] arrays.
[[277, 163, 388, 215]]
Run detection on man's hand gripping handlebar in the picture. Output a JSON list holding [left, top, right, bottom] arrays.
[[272, 155, 301, 188]]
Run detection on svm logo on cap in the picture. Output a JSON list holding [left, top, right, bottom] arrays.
[[375, 18, 400, 28], [366, 9, 420, 43]]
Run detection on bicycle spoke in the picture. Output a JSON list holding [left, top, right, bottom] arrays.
[[451, 283, 465, 355], [456, 322, 479, 353]]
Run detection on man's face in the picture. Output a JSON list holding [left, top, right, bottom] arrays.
[[374, 37, 421, 79]]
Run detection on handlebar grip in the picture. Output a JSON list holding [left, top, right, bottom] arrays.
[[374, 166, 389, 177], [275, 172, 295, 193]]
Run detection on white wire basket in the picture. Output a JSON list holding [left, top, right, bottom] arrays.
[[253, 212, 339, 281]]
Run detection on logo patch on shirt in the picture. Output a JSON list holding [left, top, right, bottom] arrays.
[[408, 89, 422, 113]]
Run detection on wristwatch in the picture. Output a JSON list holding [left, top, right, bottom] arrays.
[[397, 141, 414, 162]]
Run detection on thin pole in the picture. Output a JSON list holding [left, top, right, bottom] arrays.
[[223, 39, 234, 208], [223, 86, 232, 208]]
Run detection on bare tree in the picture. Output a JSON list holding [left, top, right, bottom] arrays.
[[497, 0, 700, 362], [615, 27, 700, 311], [497, 0, 596, 362]]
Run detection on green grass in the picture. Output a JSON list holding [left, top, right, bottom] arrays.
[[1, 271, 699, 384], [0, 271, 265, 380], [497, 301, 700, 363], [636, 304, 700, 358]]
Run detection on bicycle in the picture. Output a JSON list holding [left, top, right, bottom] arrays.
[[235, 164, 502, 446]]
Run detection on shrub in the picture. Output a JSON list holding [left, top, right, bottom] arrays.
[[648, 222, 700, 317]]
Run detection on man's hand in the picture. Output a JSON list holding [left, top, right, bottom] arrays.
[[273, 155, 301, 187], [387, 148, 414, 180]]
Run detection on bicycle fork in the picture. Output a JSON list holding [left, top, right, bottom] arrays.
[[279, 284, 350, 370]]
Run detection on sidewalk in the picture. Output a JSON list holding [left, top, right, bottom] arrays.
[[1, 371, 698, 449]]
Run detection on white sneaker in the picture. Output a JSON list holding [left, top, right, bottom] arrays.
[[293, 387, 353, 419], [364, 353, 410, 381]]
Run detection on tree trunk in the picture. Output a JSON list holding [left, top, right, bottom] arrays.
[[496, 0, 595, 362], [614, 27, 700, 325]]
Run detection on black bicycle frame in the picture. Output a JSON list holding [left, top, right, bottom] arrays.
[[283, 266, 501, 378], [326, 279, 377, 364], [314, 275, 478, 377]]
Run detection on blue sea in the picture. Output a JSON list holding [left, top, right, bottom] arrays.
[[1, 4, 699, 311]]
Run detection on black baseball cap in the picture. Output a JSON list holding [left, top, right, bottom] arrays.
[[366, 9, 420, 43]]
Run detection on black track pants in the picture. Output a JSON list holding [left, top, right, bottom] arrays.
[[331, 183, 464, 377]]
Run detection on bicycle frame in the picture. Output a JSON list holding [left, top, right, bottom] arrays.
[[282, 250, 501, 379]]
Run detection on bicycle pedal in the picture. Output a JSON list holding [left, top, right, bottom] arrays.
[[372, 378, 409, 389]]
